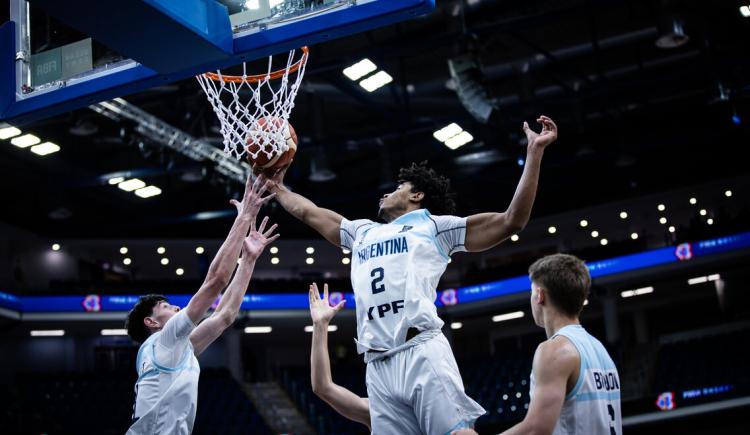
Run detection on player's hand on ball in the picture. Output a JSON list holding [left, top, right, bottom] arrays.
[[309, 282, 345, 325], [523, 115, 558, 150], [231, 173, 276, 219], [262, 161, 292, 192], [242, 216, 279, 259]]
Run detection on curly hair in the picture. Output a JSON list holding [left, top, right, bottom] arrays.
[[397, 161, 457, 215], [125, 294, 167, 343]]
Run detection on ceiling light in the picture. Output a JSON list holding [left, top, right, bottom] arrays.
[[657, 204, 666, 211], [176, 268, 184, 276], [688, 276, 708, 285], [699, 209, 707, 216], [621, 286, 654, 298], [579, 220, 588, 228], [583, 299, 589, 306], [342, 248, 351, 254], [668, 226, 676, 233], [689, 197, 697, 205], [725, 190, 732, 197], [269, 246, 278, 254], [52, 243, 60, 251], [548, 226, 557, 234], [619, 211, 628, 219], [0, 126, 21, 140], [135, 185, 161, 198], [123, 258, 132, 265], [30, 330, 65, 337], [10, 134, 40, 148], [271, 257, 280, 265], [433, 123, 463, 142], [510, 234, 519, 242], [306, 257, 314, 265], [30, 142, 60, 156], [444, 131, 474, 150], [630, 233, 638, 240], [306, 247, 315, 254], [741, 5, 750, 17], [108, 176, 125, 185], [118, 178, 146, 192], [708, 274, 721, 281], [100, 329, 128, 336], [343, 58, 377, 81], [591, 230, 599, 238], [359, 70, 393, 92], [659, 217, 667, 224], [707, 218, 714, 225], [304, 325, 338, 332], [244, 326, 272, 334], [195, 246, 205, 254], [600, 238, 608, 246], [492, 311, 524, 322], [157, 247, 166, 254], [120, 247, 128, 254], [342, 257, 351, 265], [161, 258, 169, 265], [450, 322, 463, 330]]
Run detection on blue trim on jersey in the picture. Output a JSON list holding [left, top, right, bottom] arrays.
[[444, 418, 476, 435], [136, 368, 159, 383], [551, 328, 587, 402], [576, 391, 621, 402], [149, 338, 194, 372]]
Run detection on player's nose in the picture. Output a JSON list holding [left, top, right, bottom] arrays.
[[173, 306, 180, 312]]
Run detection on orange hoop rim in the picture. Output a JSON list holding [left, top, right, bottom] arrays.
[[200, 46, 309, 84]]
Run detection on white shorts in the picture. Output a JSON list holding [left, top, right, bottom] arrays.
[[365, 332, 486, 435]]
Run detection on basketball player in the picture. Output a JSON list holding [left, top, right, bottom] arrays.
[[266, 116, 558, 434], [125, 174, 278, 435], [308, 282, 371, 431]]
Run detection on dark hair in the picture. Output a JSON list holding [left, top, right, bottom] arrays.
[[397, 161, 456, 215], [125, 294, 167, 343], [528, 254, 590, 316]]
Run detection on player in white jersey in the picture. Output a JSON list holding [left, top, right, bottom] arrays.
[[124, 174, 278, 435], [267, 116, 558, 434], [481, 254, 620, 435]]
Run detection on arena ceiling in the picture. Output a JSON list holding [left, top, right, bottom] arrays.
[[1, 0, 749, 239]]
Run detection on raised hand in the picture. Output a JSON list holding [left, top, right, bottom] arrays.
[[308, 283, 345, 325], [523, 115, 558, 149], [262, 161, 292, 193], [230, 173, 276, 219], [242, 216, 279, 260]]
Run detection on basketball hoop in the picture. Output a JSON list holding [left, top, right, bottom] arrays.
[[196, 47, 309, 161]]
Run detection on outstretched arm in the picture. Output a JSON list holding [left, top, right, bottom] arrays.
[[464, 116, 558, 252], [184, 174, 275, 324], [190, 217, 279, 356], [309, 283, 371, 430], [499, 339, 577, 435], [264, 165, 344, 246]]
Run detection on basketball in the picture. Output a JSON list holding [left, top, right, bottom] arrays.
[[246, 117, 298, 175]]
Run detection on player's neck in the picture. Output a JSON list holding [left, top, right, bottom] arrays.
[[543, 311, 580, 339], [384, 205, 422, 222]]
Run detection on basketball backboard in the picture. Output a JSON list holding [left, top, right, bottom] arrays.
[[0, 0, 434, 125]]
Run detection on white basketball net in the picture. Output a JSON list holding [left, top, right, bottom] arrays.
[[196, 48, 308, 161]]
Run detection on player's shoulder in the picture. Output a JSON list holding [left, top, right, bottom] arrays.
[[534, 335, 580, 374], [425, 211, 466, 230]]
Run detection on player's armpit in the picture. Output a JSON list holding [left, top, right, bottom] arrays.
[[500, 339, 578, 435], [464, 212, 524, 252]]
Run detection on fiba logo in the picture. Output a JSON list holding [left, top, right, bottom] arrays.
[[655, 391, 675, 411], [81, 294, 101, 312], [440, 289, 458, 306], [674, 243, 692, 261], [329, 292, 345, 306]]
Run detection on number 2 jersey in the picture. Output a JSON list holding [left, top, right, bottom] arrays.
[[340, 209, 466, 355]]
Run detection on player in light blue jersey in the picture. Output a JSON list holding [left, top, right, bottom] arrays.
[[124, 174, 278, 435], [494, 254, 621, 435], [267, 116, 557, 434]]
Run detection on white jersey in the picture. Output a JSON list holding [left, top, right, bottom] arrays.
[[530, 325, 622, 435], [340, 209, 466, 355], [128, 309, 200, 435]]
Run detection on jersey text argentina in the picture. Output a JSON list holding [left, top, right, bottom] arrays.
[[340, 209, 466, 354]]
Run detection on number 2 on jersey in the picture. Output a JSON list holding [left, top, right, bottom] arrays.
[[370, 267, 385, 294]]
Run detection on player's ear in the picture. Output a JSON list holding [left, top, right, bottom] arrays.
[[144, 316, 159, 329], [537, 287, 546, 305], [409, 190, 424, 203]]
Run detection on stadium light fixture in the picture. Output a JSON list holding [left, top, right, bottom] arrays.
[[492, 311, 525, 322]]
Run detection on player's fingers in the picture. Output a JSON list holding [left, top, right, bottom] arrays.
[[260, 192, 277, 204], [265, 233, 280, 244], [229, 199, 240, 209], [333, 300, 346, 312], [257, 180, 272, 197], [258, 216, 269, 233], [308, 285, 314, 306], [323, 283, 329, 301], [311, 282, 320, 300], [262, 223, 278, 238], [522, 121, 530, 131]]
